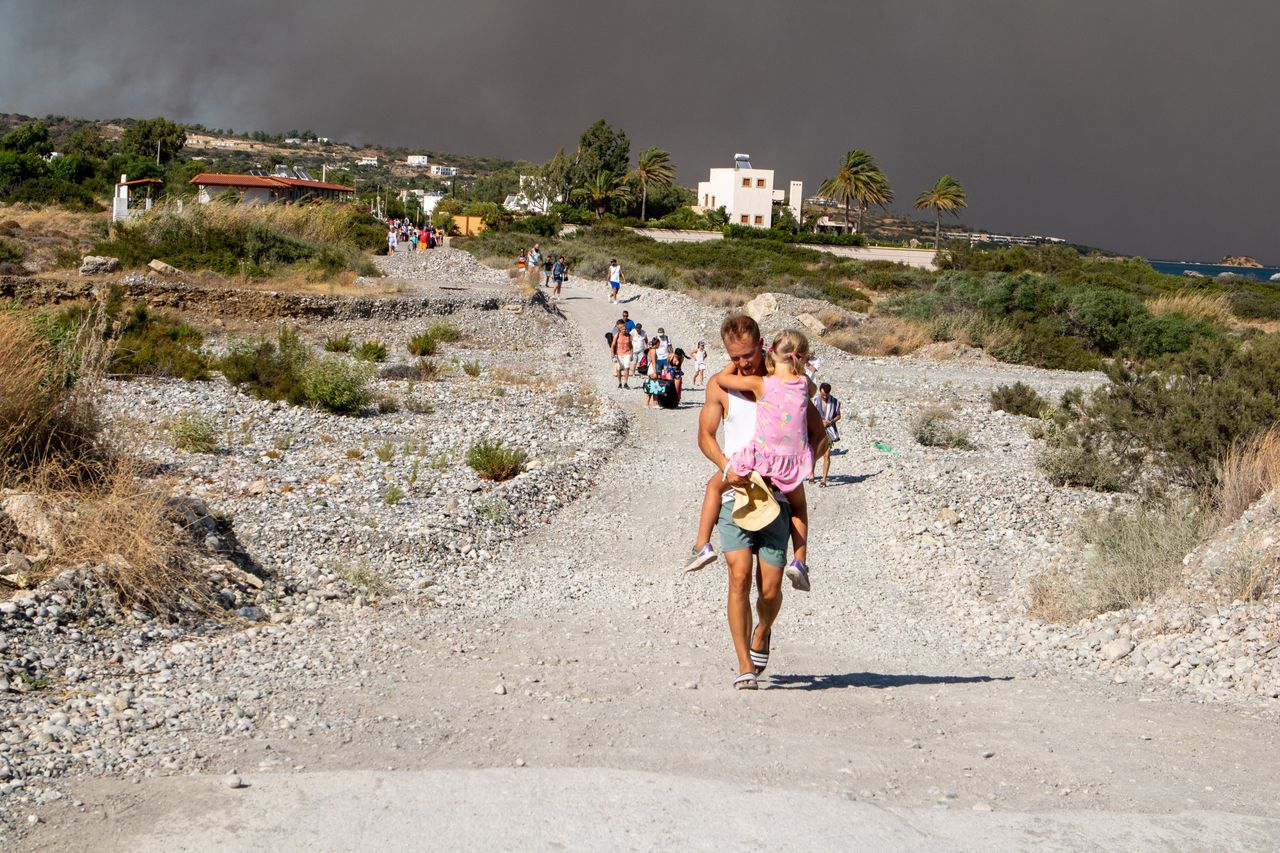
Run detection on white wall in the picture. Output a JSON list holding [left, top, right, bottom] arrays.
[[697, 168, 773, 227]]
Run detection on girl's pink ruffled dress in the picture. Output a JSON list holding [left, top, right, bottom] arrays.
[[731, 375, 813, 492]]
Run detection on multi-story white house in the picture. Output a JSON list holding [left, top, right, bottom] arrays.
[[696, 154, 774, 228], [406, 155, 430, 166], [430, 164, 459, 177]]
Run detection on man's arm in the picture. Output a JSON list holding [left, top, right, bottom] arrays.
[[698, 376, 748, 486]]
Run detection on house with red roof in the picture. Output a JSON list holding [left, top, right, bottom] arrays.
[[189, 168, 355, 205]]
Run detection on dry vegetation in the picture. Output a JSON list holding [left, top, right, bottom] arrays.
[[824, 316, 930, 357], [1146, 292, 1233, 327], [1032, 429, 1280, 622], [0, 202, 104, 273], [0, 303, 211, 613]]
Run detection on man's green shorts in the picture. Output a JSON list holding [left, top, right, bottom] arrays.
[[716, 499, 792, 568]]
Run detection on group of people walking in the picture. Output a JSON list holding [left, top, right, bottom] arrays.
[[387, 217, 444, 253], [605, 310, 710, 409], [517, 242, 570, 299]]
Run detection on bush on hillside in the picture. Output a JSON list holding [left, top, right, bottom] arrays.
[[353, 340, 388, 362], [93, 202, 382, 278], [466, 438, 527, 481], [910, 406, 974, 450], [300, 357, 373, 414], [109, 302, 209, 380], [990, 382, 1047, 417], [324, 335, 352, 353], [219, 327, 310, 405], [1082, 335, 1280, 490]]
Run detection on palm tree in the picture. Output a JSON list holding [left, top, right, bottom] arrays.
[[818, 150, 893, 234], [632, 147, 675, 222], [914, 175, 968, 248], [571, 169, 632, 219]]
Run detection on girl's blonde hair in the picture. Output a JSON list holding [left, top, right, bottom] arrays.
[[766, 329, 811, 374]]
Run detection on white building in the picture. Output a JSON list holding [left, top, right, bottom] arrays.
[[503, 175, 561, 214], [357, 156, 379, 167], [430, 164, 458, 177], [696, 153, 774, 228], [406, 155, 430, 166], [398, 188, 447, 216]]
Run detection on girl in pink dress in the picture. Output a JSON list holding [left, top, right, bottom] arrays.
[[684, 329, 816, 594]]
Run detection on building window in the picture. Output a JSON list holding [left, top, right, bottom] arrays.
[[756, 179, 765, 188], [703, 194, 709, 206], [754, 215, 764, 225], [740, 214, 749, 224], [742, 178, 750, 187]]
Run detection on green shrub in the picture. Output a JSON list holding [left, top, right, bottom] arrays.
[[466, 438, 527, 481], [990, 382, 1047, 417], [109, 302, 209, 380], [418, 358, 442, 381], [353, 340, 388, 362], [0, 237, 23, 264], [219, 327, 309, 405], [910, 406, 974, 450], [300, 357, 373, 414], [462, 359, 481, 377], [1032, 392, 1125, 492], [167, 412, 218, 453], [374, 442, 395, 462], [378, 363, 422, 380], [407, 333, 438, 356], [383, 484, 405, 505], [517, 214, 560, 237], [427, 322, 461, 343], [324, 335, 352, 353], [1080, 335, 1280, 490]]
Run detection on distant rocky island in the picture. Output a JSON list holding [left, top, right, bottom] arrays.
[[1220, 255, 1263, 268]]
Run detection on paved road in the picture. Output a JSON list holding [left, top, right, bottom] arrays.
[[630, 228, 939, 269]]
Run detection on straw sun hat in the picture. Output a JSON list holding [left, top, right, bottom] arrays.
[[731, 471, 781, 532]]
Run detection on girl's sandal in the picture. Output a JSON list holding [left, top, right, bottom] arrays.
[[733, 673, 759, 690]]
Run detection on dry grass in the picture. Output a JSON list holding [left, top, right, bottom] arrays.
[[0, 309, 105, 483], [1, 303, 213, 614], [0, 203, 103, 272], [1030, 500, 1204, 622], [824, 317, 930, 357], [1146, 292, 1233, 326], [1212, 427, 1280, 526], [489, 365, 550, 389], [44, 458, 214, 613], [689, 288, 752, 309]]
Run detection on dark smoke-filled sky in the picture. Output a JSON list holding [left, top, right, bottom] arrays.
[[2, 1, 1277, 262]]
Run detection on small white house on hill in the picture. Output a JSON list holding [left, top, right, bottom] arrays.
[[696, 153, 774, 228]]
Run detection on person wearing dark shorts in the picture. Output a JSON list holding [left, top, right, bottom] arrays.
[[552, 256, 567, 300]]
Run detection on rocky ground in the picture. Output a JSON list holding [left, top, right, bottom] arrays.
[[4, 246, 1279, 850]]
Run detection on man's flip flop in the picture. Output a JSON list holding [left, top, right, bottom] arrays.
[[750, 627, 771, 674], [733, 673, 759, 690]]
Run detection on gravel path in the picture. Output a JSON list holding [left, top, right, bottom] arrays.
[[11, 254, 1280, 850]]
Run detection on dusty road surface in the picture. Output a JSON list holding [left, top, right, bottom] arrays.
[[21, 275, 1280, 852]]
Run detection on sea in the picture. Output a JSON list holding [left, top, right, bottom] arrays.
[[1149, 260, 1280, 283]]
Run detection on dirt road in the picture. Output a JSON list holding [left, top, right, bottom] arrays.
[[23, 279, 1280, 852]]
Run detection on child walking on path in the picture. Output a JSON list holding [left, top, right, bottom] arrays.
[[683, 329, 818, 592], [691, 342, 707, 388]]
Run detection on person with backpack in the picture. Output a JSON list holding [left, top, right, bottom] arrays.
[[609, 318, 635, 388], [542, 254, 554, 287]]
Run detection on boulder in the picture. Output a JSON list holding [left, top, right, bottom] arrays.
[[0, 494, 63, 551], [1271, 273, 1280, 283], [147, 258, 182, 277], [78, 256, 119, 276], [795, 312, 827, 337], [745, 292, 778, 323], [1182, 270, 1205, 278]]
